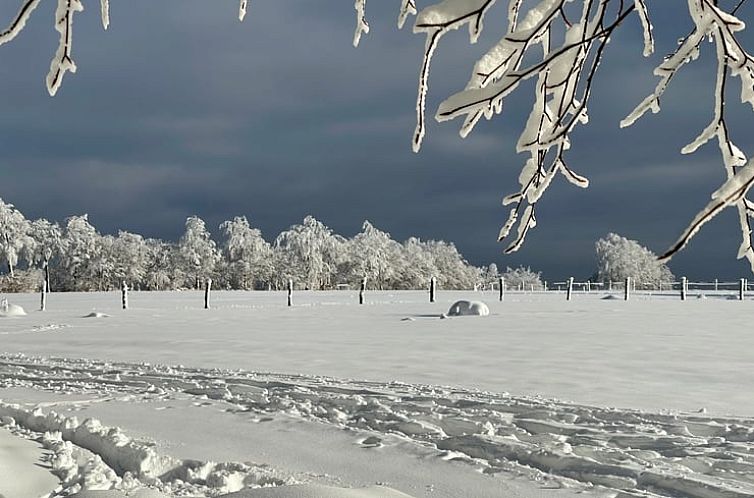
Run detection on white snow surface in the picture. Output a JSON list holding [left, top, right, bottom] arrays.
[[1, 290, 754, 498]]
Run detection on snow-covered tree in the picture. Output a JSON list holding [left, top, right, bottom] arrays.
[[112, 231, 149, 287], [275, 216, 343, 290], [348, 221, 402, 289], [28, 218, 63, 291], [178, 216, 219, 289], [220, 216, 273, 289], [424, 240, 480, 289], [502, 265, 544, 291], [143, 238, 176, 291], [481, 263, 499, 284], [397, 237, 437, 290], [0, 199, 31, 277], [58, 214, 101, 291], [595, 233, 674, 288]]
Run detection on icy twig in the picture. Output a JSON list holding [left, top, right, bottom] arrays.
[[353, 0, 369, 47], [412, 0, 499, 152], [239, 0, 248, 22], [398, 0, 417, 29], [47, 0, 84, 97], [100, 0, 109, 30], [0, 0, 42, 46]]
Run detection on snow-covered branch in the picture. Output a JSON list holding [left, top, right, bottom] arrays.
[[4, 0, 754, 270], [622, 0, 754, 271]]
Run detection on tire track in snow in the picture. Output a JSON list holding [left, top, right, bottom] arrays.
[[1, 353, 753, 498]]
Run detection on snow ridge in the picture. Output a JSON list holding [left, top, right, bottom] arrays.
[[0, 394, 291, 496]]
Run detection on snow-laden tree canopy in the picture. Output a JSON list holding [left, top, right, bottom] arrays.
[[3, 0, 754, 271], [595, 233, 674, 286]]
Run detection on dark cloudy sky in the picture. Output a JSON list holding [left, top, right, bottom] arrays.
[[1, 1, 754, 281]]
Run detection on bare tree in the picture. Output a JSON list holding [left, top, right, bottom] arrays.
[[3, 1, 754, 269]]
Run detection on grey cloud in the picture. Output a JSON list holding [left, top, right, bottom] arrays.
[[1, 1, 753, 281]]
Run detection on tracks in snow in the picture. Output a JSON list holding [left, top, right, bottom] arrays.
[[1, 353, 754, 498]]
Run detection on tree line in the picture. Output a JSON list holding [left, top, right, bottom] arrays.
[[0, 198, 514, 292], [0, 198, 679, 293]]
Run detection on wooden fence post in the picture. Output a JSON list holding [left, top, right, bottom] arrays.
[[430, 277, 437, 303], [359, 277, 367, 305], [287, 279, 293, 307], [44, 263, 51, 295], [544, 281, 548, 291], [205, 278, 212, 309], [566, 277, 574, 301], [681, 277, 687, 301], [121, 281, 129, 310], [715, 278, 719, 292], [740, 278, 746, 301], [40, 279, 47, 311], [586, 280, 591, 293], [624, 277, 630, 301]]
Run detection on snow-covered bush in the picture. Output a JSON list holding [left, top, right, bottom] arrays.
[[0, 268, 43, 293], [3, 1, 753, 270], [595, 233, 674, 289]]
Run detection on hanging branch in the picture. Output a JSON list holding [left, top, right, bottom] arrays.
[[623, 0, 754, 270], [412, 0, 499, 152], [432, 0, 635, 251]]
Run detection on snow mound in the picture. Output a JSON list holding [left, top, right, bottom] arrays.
[[0, 402, 292, 496], [69, 485, 415, 498], [223, 485, 415, 497], [0, 299, 26, 317], [83, 312, 110, 318], [70, 489, 169, 497], [446, 300, 489, 316]]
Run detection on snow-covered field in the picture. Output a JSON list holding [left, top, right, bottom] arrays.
[[1, 290, 753, 498]]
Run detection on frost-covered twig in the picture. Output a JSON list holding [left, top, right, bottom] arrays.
[[100, 0, 109, 30], [0, 0, 42, 46], [239, 0, 248, 22], [412, 0, 499, 152], [47, 0, 83, 97], [353, 0, 370, 47]]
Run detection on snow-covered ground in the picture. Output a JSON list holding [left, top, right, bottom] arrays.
[[0, 290, 753, 497]]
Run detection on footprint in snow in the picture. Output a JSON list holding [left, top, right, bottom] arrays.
[[83, 312, 109, 318]]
